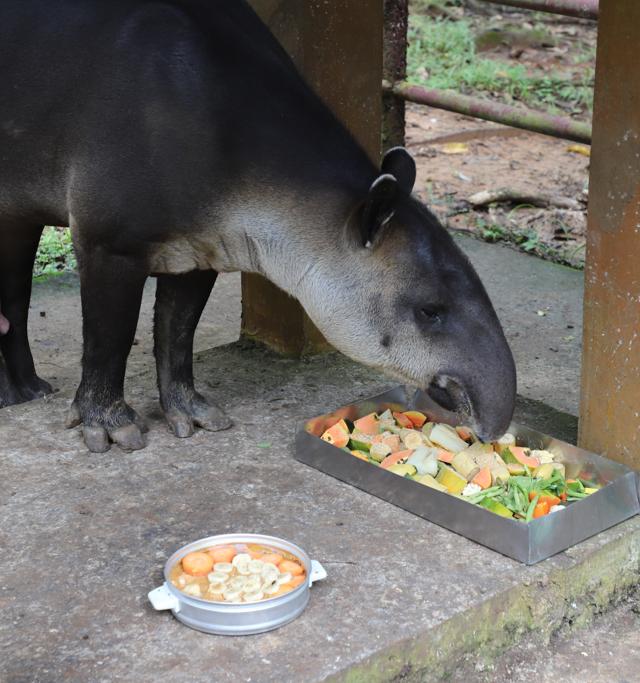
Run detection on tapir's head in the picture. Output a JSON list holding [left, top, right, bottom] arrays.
[[300, 148, 516, 440]]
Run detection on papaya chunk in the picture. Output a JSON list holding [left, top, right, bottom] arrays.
[[403, 411, 427, 428], [353, 413, 379, 436], [321, 420, 350, 448]]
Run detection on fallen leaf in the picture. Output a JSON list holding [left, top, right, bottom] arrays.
[[441, 142, 469, 155], [567, 144, 590, 157]]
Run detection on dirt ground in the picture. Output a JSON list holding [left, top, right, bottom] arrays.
[[406, 2, 596, 268], [407, 104, 590, 267]]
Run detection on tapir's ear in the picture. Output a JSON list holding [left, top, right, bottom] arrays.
[[381, 147, 416, 195], [361, 173, 398, 247]]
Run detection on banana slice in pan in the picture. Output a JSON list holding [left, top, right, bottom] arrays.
[[243, 575, 262, 593], [207, 571, 229, 584], [248, 560, 265, 574], [222, 588, 243, 602], [263, 581, 280, 596], [213, 562, 233, 574], [228, 576, 248, 591], [243, 590, 264, 602]]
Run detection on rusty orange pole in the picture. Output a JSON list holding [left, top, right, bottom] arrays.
[[242, 1, 383, 355], [579, 0, 640, 466]]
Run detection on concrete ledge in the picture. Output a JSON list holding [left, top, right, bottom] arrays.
[[329, 518, 640, 682]]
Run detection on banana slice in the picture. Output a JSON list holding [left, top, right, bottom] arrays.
[[207, 571, 229, 584], [232, 553, 251, 567], [208, 582, 226, 595], [263, 581, 280, 596], [222, 588, 243, 602], [228, 576, 247, 591], [248, 559, 264, 574], [277, 572, 292, 585], [243, 590, 264, 602], [182, 583, 202, 597], [261, 563, 280, 583], [213, 562, 233, 574], [243, 575, 262, 593], [233, 554, 252, 575]]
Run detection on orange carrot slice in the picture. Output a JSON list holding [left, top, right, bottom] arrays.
[[533, 500, 550, 518], [528, 492, 560, 507], [260, 553, 283, 566], [182, 551, 214, 576], [289, 574, 306, 588], [279, 560, 304, 576], [208, 546, 237, 563]]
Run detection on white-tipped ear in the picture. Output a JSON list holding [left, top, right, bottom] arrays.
[[361, 174, 398, 247]]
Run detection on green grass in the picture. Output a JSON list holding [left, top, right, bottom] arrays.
[[475, 217, 585, 269], [407, 14, 594, 114], [34, 227, 76, 277]]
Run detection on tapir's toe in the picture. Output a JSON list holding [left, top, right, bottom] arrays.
[[109, 423, 146, 452], [68, 397, 148, 453], [83, 425, 110, 453], [162, 389, 233, 438]]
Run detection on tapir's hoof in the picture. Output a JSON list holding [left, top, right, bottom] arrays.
[[163, 389, 233, 438], [67, 399, 148, 454], [16, 376, 54, 402], [0, 369, 53, 408]]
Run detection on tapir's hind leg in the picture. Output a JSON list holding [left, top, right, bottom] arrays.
[[154, 270, 232, 438], [0, 223, 53, 406], [67, 245, 148, 453]]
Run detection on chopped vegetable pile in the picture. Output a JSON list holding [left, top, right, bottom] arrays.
[[319, 410, 600, 522], [170, 543, 306, 603]]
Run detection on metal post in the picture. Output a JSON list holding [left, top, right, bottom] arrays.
[[481, 0, 598, 19], [579, 0, 640, 466], [383, 0, 408, 148], [244, 1, 383, 356]]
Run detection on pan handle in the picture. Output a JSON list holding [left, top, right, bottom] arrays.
[[309, 560, 328, 586], [148, 583, 181, 612]]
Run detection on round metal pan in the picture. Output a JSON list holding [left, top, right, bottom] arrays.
[[148, 533, 327, 635]]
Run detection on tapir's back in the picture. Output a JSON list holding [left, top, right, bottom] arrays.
[[0, 0, 366, 228]]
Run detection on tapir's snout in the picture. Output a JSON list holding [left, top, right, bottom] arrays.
[[427, 329, 517, 442]]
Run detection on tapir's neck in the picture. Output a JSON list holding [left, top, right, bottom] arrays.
[[211, 177, 359, 295]]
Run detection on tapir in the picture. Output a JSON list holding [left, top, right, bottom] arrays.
[[0, 0, 516, 452]]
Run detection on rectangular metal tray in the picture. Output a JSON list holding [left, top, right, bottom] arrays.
[[295, 386, 640, 564]]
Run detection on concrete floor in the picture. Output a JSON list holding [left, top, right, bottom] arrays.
[[1, 236, 637, 683]]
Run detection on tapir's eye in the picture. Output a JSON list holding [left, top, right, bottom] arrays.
[[416, 306, 443, 326]]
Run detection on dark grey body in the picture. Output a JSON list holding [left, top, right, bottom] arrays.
[[0, 0, 516, 452]]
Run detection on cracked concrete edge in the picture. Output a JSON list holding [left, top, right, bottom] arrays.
[[327, 523, 640, 683]]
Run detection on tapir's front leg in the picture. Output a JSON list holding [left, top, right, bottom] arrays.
[[154, 270, 232, 437], [67, 246, 148, 453]]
